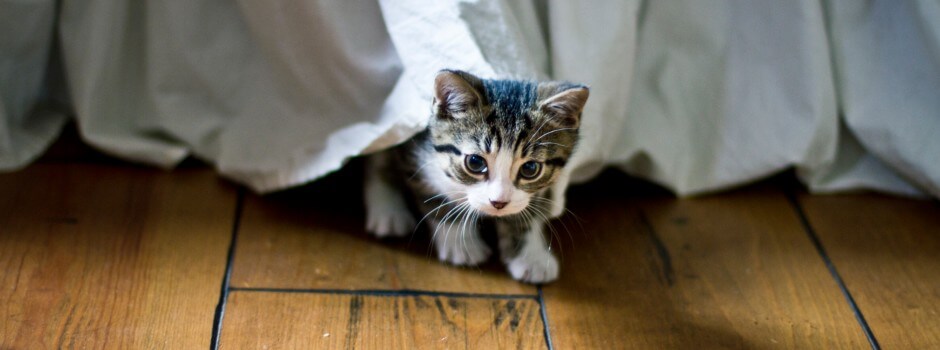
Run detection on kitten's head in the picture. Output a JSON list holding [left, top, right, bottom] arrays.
[[427, 70, 589, 217]]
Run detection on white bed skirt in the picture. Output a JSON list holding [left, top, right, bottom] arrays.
[[1, 0, 937, 198]]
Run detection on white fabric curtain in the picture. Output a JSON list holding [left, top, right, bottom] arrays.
[[2, 0, 938, 198]]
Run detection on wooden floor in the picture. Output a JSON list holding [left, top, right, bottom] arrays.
[[2, 151, 938, 348]]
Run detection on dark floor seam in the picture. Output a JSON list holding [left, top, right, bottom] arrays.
[[229, 287, 538, 300], [785, 191, 881, 350], [638, 211, 675, 287], [210, 188, 245, 350], [538, 286, 555, 350]]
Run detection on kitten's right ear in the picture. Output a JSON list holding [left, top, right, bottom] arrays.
[[434, 70, 484, 119]]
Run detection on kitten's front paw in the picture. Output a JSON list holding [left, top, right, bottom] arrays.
[[436, 236, 492, 266], [507, 250, 559, 284], [366, 205, 415, 238]]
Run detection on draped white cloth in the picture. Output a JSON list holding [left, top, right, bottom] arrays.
[[2, 0, 938, 198]]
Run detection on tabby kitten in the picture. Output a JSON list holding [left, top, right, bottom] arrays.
[[364, 70, 589, 283]]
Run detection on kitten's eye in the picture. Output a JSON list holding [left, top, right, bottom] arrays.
[[519, 161, 542, 179], [465, 154, 488, 174]]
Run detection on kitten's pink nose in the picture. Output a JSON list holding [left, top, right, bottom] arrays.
[[490, 200, 508, 210]]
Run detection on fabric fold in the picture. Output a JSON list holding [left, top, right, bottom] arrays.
[[0, 0, 936, 199]]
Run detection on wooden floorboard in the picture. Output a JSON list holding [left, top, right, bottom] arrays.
[[229, 179, 534, 295], [799, 193, 940, 348], [219, 291, 545, 349], [6, 159, 933, 349], [541, 186, 870, 349], [0, 164, 237, 349]]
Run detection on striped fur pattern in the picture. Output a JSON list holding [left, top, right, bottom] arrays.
[[364, 70, 589, 283]]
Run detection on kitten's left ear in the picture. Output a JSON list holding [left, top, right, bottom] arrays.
[[538, 84, 589, 129]]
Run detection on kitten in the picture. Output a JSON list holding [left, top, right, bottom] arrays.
[[363, 70, 589, 283]]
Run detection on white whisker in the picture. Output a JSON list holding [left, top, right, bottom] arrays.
[[423, 190, 463, 203], [535, 142, 568, 148], [530, 127, 577, 145], [530, 196, 586, 233], [432, 200, 465, 245], [409, 158, 438, 180], [416, 195, 466, 233], [524, 116, 555, 152], [457, 203, 473, 263], [527, 201, 568, 259]]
